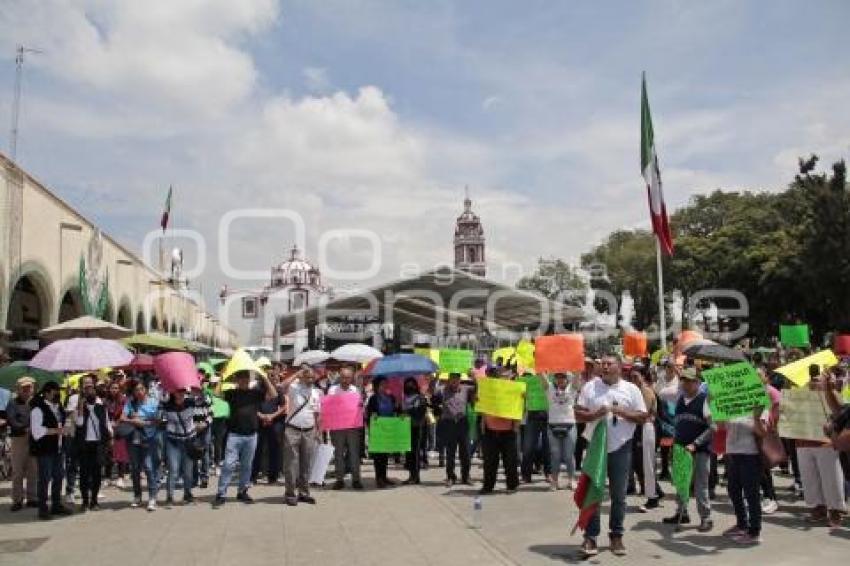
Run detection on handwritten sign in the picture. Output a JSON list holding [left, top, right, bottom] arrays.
[[778, 388, 829, 441], [519, 375, 548, 411], [475, 377, 526, 420], [702, 362, 770, 422], [775, 350, 839, 388], [321, 392, 364, 431], [779, 324, 810, 348], [439, 349, 474, 374], [368, 416, 411, 453], [535, 334, 584, 372]]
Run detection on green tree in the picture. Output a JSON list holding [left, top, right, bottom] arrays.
[[516, 257, 587, 305]]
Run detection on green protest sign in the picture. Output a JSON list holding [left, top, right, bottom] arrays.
[[520, 375, 549, 411], [671, 444, 693, 502], [368, 416, 411, 453], [780, 324, 810, 347], [702, 362, 771, 421], [439, 349, 474, 374]]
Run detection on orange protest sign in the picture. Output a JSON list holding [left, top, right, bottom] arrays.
[[623, 331, 647, 357], [534, 334, 584, 373]]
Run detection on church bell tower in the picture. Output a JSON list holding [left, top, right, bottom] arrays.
[[453, 186, 486, 277]]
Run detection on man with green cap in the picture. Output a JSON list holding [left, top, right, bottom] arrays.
[[662, 366, 714, 532]]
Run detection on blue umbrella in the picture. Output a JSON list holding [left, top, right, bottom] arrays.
[[363, 353, 438, 377]]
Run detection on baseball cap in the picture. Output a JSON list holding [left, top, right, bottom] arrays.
[[680, 367, 699, 381]]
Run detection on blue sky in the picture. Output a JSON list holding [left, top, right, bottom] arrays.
[[0, 1, 848, 330]]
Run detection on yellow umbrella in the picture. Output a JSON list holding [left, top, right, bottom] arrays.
[[222, 348, 267, 380], [516, 339, 535, 371], [256, 356, 272, 368]]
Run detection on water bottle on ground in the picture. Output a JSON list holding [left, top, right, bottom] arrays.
[[470, 496, 482, 529]]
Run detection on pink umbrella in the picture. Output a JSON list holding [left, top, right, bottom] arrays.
[[126, 353, 155, 371], [30, 338, 134, 372]]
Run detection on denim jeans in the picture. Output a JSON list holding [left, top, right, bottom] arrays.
[[727, 453, 762, 536], [547, 423, 577, 479], [165, 436, 193, 500], [521, 412, 550, 478], [440, 418, 471, 482], [129, 439, 159, 501], [216, 433, 257, 497], [37, 452, 65, 511], [586, 440, 632, 540], [677, 450, 711, 519]]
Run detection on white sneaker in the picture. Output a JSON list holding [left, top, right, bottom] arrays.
[[147, 499, 157, 512], [130, 498, 141, 508], [65, 493, 76, 505], [761, 499, 778, 514], [116, 478, 126, 489], [567, 478, 576, 491]]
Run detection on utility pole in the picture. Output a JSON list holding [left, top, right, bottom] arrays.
[[9, 45, 43, 162]]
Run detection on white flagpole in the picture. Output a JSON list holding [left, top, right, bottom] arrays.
[[655, 238, 667, 350]]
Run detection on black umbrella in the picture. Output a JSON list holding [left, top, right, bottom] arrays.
[[682, 339, 746, 363]]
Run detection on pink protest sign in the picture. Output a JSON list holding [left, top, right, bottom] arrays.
[[321, 392, 364, 431], [154, 352, 201, 393]]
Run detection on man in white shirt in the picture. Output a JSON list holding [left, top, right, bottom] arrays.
[[281, 368, 323, 506], [575, 355, 648, 558], [30, 381, 73, 520]]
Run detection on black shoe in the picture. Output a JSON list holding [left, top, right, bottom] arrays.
[[297, 494, 316, 505], [51, 505, 72, 516], [25, 501, 39, 508], [236, 490, 254, 504], [183, 493, 194, 504], [10, 502, 23, 512], [38, 509, 51, 521], [639, 497, 661, 512], [284, 496, 298, 506], [662, 513, 690, 525], [200, 479, 209, 489], [478, 488, 494, 496], [212, 495, 226, 507], [351, 481, 364, 490], [88, 502, 100, 511], [332, 480, 345, 490], [697, 519, 714, 532]]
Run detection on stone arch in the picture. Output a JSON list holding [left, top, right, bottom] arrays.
[[150, 314, 160, 333], [169, 322, 177, 336], [116, 296, 132, 329], [58, 287, 84, 323], [135, 310, 146, 334], [6, 268, 54, 341]]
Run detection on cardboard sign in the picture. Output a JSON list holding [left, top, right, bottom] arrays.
[[780, 324, 810, 348], [623, 331, 648, 358], [475, 377, 526, 420], [519, 375, 548, 411], [439, 349, 474, 374], [702, 362, 770, 422], [535, 334, 584, 373], [368, 416, 411, 453], [320, 392, 364, 431], [775, 350, 839, 388], [778, 388, 830, 441]]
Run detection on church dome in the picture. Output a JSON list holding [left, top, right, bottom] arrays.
[[271, 245, 321, 288]]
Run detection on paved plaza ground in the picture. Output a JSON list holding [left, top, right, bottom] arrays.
[[0, 459, 847, 566]]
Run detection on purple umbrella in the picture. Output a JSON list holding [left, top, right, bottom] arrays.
[[29, 337, 134, 372]]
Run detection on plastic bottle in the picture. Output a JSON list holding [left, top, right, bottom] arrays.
[[470, 496, 482, 529]]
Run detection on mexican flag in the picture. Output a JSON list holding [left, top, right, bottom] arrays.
[[572, 421, 608, 534], [641, 73, 674, 256], [160, 185, 172, 231]]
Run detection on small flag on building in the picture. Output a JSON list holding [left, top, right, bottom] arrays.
[[160, 185, 173, 232]]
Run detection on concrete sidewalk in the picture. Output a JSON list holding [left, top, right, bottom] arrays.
[[0, 459, 847, 566]]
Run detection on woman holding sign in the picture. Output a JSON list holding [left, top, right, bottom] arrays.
[[366, 378, 399, 488]]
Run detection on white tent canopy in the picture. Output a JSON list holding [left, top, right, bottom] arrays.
[[277, 266, 584, 337]]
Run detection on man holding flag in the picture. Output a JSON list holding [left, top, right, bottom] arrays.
[[574, 356, 648, 557]]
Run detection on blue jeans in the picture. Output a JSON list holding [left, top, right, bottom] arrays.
[[165, 436, 193, 500], [547, 424, 577, 479], [216, 433, 257, 497], [129, 439, 159, 501], [587, 440, 632, 540], [521, 412, 550, 478], [37, 452, 64, 511], [727, 453, 762, 536]]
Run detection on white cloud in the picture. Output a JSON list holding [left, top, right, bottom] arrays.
[[303, 67, 331, 93]]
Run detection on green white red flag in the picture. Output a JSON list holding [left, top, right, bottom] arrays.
[[160, 185, 172, 232], [572, 421, 608, 534], [641, 73, 674, 256]]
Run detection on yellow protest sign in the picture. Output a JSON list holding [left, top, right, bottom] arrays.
[[516, 340, 535, 371], [778, 388, 830, 441], [774, 350, 838, 387], [475, 377, 526, 420]]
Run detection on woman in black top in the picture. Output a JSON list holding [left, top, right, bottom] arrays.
[[402, 378, 427, 485]]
